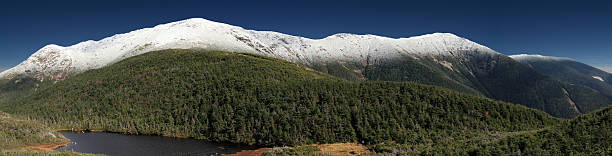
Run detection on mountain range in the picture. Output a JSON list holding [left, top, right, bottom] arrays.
[[1, 49, 609, 155], [0, 18, 610, 155], [0, 18, 496, 80], [0, 18, 610, 119], [0, 49, 564, 154]]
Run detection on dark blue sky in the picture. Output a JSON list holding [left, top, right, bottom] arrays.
[[1, 0, 611, 70]]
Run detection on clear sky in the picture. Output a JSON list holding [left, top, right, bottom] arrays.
[[1, 0, 611, 72]]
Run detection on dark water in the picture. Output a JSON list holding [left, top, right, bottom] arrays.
[[56, 132, 255, 156]]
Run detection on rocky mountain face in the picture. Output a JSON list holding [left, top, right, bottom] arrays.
[[511, 54, 612, 88], [345, 49, 611, 118], [1, 18, 609, 118], [511, 54, 612, 107]]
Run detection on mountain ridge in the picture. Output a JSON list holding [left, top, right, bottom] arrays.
[[509, 54, 573, 62], [1, 18, 609, 119], [0, 18, 494, 80], [597, 66, 612, 73], [510, 54, 612, 98]]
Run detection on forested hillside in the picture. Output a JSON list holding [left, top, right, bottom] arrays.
[[2, 50, 559, 151], [271, 106, 612, 155], [474, 105, 611, 155], [0, 76, 54, 106], [314, 52, 611, 118], [513, 56, 612, 101]]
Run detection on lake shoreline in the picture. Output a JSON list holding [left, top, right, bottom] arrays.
[[56, 129, 194, 139], [55, 128, 271, 148], [55, 131, 261, 155], [21, 141, 70, 151]]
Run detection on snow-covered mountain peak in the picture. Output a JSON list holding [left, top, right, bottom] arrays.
[[32, 44, 66, 54], [401, 33, 472, 43], [40, 44, 65, 49], [409, 32, 460, 39], [167, 17, 230, 27], [397, 32, 498, 56], [324, 33, 379, 39], [0, 18, 502, 80]]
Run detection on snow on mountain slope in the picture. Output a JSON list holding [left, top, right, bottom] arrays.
[[509, 54, 572, 61], [0, 18, 498, 79], [593, 76, 605, 82]]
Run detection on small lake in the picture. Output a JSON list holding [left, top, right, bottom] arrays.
[[56, 132, 256, 156]]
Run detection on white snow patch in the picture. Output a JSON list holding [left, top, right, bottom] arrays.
[[439, 61, 454, 71], [593, 76, 604, 82], [432, 57, 454, 71]]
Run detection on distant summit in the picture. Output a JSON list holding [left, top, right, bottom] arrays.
[[509, 54, 573, 61], [598, 66, 612, 73]]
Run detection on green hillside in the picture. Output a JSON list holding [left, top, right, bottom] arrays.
[[2, 49, 559, 151], [272, 105, 612, 155], [0, 76, 53, 106], [474, 105, 611, 155], [0, 111, 67, 150], [0, 111, 96, 155]]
